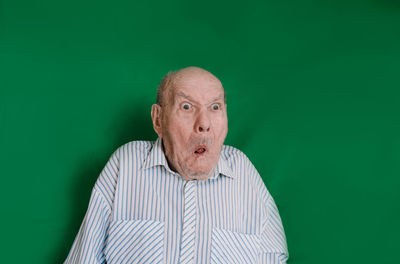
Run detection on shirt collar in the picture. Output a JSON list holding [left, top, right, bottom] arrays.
[[211, 152, 234, 179], [141, 137, 170, 171], [141, 137, 235, 179]]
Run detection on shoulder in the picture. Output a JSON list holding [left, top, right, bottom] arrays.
[[220, 144, 255, 172], [221, 144, 272, 204], [220, 144, 249, 161], [113, 140, 154, 160]]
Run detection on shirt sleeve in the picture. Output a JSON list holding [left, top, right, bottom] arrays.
[[259, 195, 289, 264], [64, 150, 120, 264], [242, 153, 289, 263], [64, 189, 111, 264]]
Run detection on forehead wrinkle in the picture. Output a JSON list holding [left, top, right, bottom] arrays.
[[175, 91, 202, 106], [176, 91, 195, 102], [175, 91, 225, 106], [210, 94, 225, 103]]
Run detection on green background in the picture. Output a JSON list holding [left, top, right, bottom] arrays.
[[1, 0, 399, 263]]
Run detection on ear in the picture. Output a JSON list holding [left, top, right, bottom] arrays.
[[151, 104, 163, 138]]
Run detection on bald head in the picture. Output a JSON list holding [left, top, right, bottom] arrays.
[[156, 67, 225, 107]]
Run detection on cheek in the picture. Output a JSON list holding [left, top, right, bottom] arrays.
[[214, 117, 228, 137], [165, 121, 191, 147], [171, 116, 194, 134]]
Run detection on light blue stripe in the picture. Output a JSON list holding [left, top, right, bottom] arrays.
[[64, 138, 288, 264], [179, 181, 197, 264]]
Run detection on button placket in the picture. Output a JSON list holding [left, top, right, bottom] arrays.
[[179, 180, 197, 264]]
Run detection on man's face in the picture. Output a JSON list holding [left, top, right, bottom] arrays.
[[152, 71, 228, 180]]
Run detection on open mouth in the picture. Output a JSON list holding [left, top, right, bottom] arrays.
[[194, 145, 207, 156]]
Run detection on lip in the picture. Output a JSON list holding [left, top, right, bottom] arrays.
[[193, 145, 208, 156]]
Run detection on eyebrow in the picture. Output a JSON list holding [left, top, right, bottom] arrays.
[[176, 91, 224, 104]]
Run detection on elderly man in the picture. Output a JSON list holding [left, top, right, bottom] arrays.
[[65, 67, 288, 264]]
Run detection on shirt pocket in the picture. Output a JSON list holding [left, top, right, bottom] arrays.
[[210, 227, 260, 264], [104, 219, 164, 264]]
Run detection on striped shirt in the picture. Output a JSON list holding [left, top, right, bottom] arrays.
[[65, 138, 288, 264]]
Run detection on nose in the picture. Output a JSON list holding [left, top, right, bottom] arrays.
[[195, 109, 211, 133]]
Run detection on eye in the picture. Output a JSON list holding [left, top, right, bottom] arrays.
[[181, 103, 191, 110], [211, 103, 220, 110]]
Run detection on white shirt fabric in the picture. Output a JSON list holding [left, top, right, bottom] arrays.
[[64, 138, 289, 264]]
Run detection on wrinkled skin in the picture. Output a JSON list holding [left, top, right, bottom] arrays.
[[151, 67, 228, 181]]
